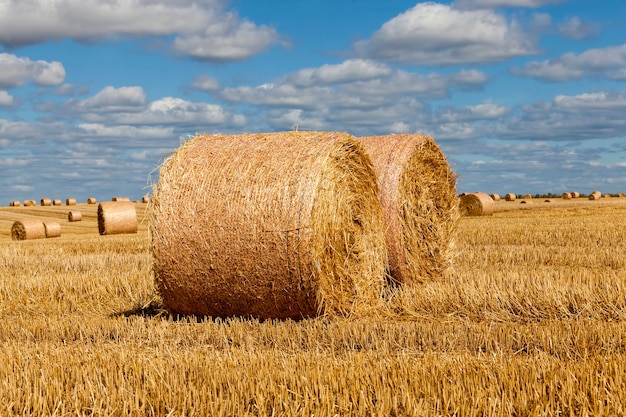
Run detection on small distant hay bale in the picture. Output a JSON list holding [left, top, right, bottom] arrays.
[[490, 193, 501, 201], [24, 200, 36, 206], [112, 197, 130, 202], [10, 200, 21, 207], [68, 211, 82, 222], [588, 191, 601, 200], [571, 191, 580, 198], [562, 192, 572, 200], [11, 218, 46, 240], [42, 220, 61, 238], [52, 199, 62, 206], [618, 192, 625, 198], [87, 197, 97, 204], [40, 198, 52, 206], [141, 195, 150, 203], [523, 194, 532, 199], [504, 193, 516, 201], [604, 194, 612, 198], [151, 131, 387, 319], [459, 192, 495, 216], [98, 201, 138, 236], [66, 198, 77, 206]]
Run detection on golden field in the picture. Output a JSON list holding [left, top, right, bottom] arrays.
[[0, 198, 625, 416]]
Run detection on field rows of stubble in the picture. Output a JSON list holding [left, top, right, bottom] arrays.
[[0, 198, 625, 416]]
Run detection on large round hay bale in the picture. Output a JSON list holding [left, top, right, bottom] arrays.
[[141, 195, 150, 203], [504, 193, 516, 201], [151, 131, 387, 319], [68, 211, 82, 222], [490, 193, 500, 201], [40, 198, 52, 206], [43, 220, 61, 238], [562, 192, 572, 200], [11, 218, 46, 240], [459, 192, 495, 216], [87, 197, 97, 204], [66, 198, 77, 206], [98, 201, 137, 235], [359, 133, 458, 285]]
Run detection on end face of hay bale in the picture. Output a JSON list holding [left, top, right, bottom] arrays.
[[504, 193, 516, 201], [98, 201, 138, 235], [68, 211, 82, 222], [11, 218, 46, 240], [43, 221, 62, 238], [459, 192, 495, 216]]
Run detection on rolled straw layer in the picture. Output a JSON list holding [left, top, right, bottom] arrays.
[[43, 220, 62, 238], [151, 131, 387, 319], [459, 192, 496, 216], [359, 134, 458, 285], [98, 201, 137, 235], [11, 218, 46, 240]]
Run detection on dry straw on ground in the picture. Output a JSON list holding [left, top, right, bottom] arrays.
[[151, 131, 387, 320], [98, 201, 137, 235], [42, 220, 61, 238], [40, 198, 51, 206], [11, 218, 46, 240], [87, 197, 97, 204], [359, 133, 458, 285], [68, 211, 82, 222], [459, 192, 495, 216], [490, 193, 500, 201], [505, 193, 516, 201], [66, 198, 77, 206]]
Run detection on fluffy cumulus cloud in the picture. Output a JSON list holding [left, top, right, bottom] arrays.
[[511, 44, 626, 82], [0, 53, 66, 88], [0, 0, 285, 61], [354, 2, 539, 65], [0, 91, 13, 106]]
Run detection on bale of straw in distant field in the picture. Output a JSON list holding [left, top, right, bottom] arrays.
[[359, 133, 458, 285], [66, 198, 76, 206], [571, 191, 580, 198], [604, 194, 612, 198], [112, 197, 130, 202], [562, 192, 572, 200], [459, 192, 495, 216], [10, 200, 21, 207], [98, 201, 137, 235], [151, 131, 387, 319], [52, 199, 62, 206], [589, 191, 601, 200], [505, 193, 516, 201], [490, 193, 500, 201], [87, 197, 97, 204], [40, 198, 51, 206], [11, 218, 46, 240], [141, 195, 150, 203], [68, 211, 82, 222], [523, 194, 532, 199], [43, 220, 61, 238], [618, 192, 625, 198], [24, 200, 36, 206]]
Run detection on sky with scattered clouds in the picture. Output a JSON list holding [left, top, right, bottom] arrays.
[[1, 0, 625, 202]]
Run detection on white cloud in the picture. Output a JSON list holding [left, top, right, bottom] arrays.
[[453, 0, 564, 9], [0, 90, 13, 106], [558, 16, 599, 40], [191, 75, 221, 92], [0, 0, 285, 61], [354, 2, 538, 65], [285, 59, 393, 87], [0, 53, 65, 88], [75, 86, 148, 113]]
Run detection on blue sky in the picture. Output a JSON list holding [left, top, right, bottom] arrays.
[[1, 0, 626, 203]]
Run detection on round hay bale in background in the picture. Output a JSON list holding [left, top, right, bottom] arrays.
[[87, 197, 97, 204], [52, 199, 62, 206], [141, 195, 150, 203], [66, 198, 77, 206], [359, 133, 458, 285], [604, 194, 612, 198], [42, 220, 61, 238], [459, 192, 495, 217], [151, 131, 387, 319], [40, 198, 52, 206], [98, 201, 137, 235], [9, 200, 21, 207], [523, 194, 532, 199], [571, 191, 580, 198], [24, 200, 36, 206], [562, 192, 572, 200], [589, 191, 601, 200], [67, 211, 82, 222], [112, 197, 130, 202], [490, 193, 501, 201], [505, 193, 516, 201], [11, 218, 46, 240]]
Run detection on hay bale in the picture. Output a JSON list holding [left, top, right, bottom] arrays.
[[11, 218, 46, 240], [571, 191, 580, 198], [67, 211, 82, 222], [24, 200, 36, 206], [141, 195, 150, 203], [459, 192, 495, 216], [9, 200, 21, 207], [98, 201, 137, 235], [151, 131, 387, 319], [562, 192, 572, 200], [87, 197, 97, 204], [589, 191, 601, 200], [490, 193, 500, 201], [66, 198, 77, 206], [523, 194, 532, 199], [359, 134, 458, 285], [504, 193, 516, 201], [52, 199, 62, 206], [42, 220, 61, 238], [40, 198, 52, 206], [112, 197, 130, 202]]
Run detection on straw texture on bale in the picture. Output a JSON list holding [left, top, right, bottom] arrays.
[[40, 198, 51, 206], [505, 193, 516, 201], [11, 218, 46, 240], [459, 192, 495, 216], [359, 134, 458, 285], [52, 199, 62, 206], [151, 131, 387, 320], [490, 193, 500, 201], [67, 211, 82, 222], [66, 198, 76, 206], [98, 201, 137, 235], [562, 192, 572, 200], [43, 220, 61, 238], [87, 197, 97, 204]]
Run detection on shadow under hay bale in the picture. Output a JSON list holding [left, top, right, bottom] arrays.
[[43, 220, 61, 238], [98, 201, 137, 235], [459, 192, 495, 216], [359, 133, 458, 285], [150, 131, 387, 320], [11, 218, 46, 240]]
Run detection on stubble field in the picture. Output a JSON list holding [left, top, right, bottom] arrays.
[[0, 198, 625, 416]]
